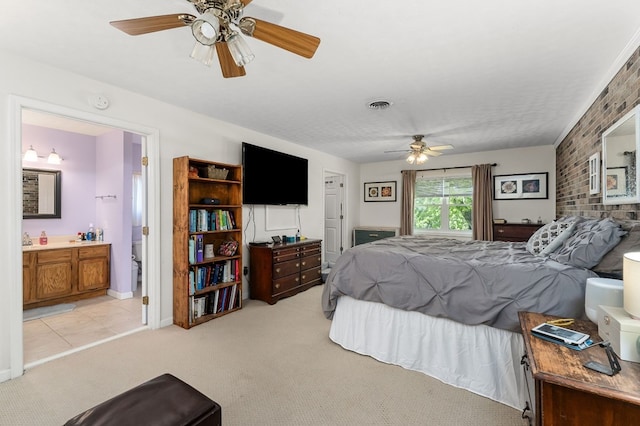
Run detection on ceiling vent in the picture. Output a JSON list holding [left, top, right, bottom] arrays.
[[368, 100, 392, 110]]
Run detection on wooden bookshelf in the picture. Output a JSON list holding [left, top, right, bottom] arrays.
[[173, 156, 243, 329]]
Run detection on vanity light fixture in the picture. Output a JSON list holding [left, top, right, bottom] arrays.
[[23, 146, 63, 164], [23, 145, 38, 162], [47, 149, 62, 165]]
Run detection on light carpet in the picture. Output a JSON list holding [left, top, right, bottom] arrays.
[[23, 303, 76, 321], [1, 286, 526, 425]]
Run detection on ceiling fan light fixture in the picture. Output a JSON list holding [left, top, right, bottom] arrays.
[[417, 153, 428, 164], [190, 41, 216, 66], [406, 152, 417, 164], [191, 10, 220, 46], [226, 32, 255, 67]]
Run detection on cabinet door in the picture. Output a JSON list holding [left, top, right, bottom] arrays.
[[23, 252, 36, 304], [78, 257, 109, 291], [36, 249, 73, 299], [78, 246, 110, 291]]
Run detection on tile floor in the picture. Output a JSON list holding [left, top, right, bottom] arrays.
[[23, 290, 144, 365]]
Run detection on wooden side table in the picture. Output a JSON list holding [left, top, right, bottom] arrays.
[[519, 311, 640, 425]]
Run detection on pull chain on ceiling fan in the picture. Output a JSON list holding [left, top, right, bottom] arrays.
[[109, 0, 321, 78]]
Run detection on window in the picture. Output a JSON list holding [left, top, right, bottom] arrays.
[[414, 170, 473, 234]]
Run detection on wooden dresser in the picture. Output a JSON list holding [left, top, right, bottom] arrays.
[[493, 223, 542, 242], [519, 311, 640, 425], [249, 239, 322, 304]]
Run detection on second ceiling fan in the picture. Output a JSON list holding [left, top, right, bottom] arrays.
[[110, 0, 321, 78]]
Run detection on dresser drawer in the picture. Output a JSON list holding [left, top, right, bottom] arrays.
[[493, 224, 542, 242], [301, 267, 322, 285], [300, 253, 321, 270], [273, 274, 300, 295], [273, 258, 300, 279]]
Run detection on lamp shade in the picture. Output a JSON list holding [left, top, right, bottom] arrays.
[[191, 10, 219, 46], [24, 145, 38, 162], [622, 252, 640, 319]]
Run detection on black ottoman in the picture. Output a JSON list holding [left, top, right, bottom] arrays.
[[65, 373, 221, 426]]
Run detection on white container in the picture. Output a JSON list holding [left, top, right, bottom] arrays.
[[598, 305, 640, 363], [131, 259, 139, 293], [585, 277, 624, 323]]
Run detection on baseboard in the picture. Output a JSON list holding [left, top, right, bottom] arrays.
[[107, 289, 133, 300], [0, 368, 13, 383]]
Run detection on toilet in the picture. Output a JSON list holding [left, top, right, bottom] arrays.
[[585, 277, 624, 323], [132, 241, 142, 292]]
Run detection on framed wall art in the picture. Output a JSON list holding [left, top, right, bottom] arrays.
[[493, 172, 548, 200], [606, 167, 628, 197], [364, 181, 397, 202]]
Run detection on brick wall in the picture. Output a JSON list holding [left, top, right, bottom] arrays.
[[556, 46, 640, 220]]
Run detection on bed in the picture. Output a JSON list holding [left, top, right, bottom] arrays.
[[321, 217, 631, 410]]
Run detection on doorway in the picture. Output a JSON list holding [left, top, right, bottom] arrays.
[[324, 171, 346, 269], [9, 96, 161, 378]]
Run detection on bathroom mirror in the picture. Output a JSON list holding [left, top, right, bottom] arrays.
[[23, 168, 61, 219], [603, 105, 640, 205]]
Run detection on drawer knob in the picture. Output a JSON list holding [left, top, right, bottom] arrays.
[[275, 268, 280, 273], [302, 274, 306, 280], [295, 277, 299, 282], [317, 257, 321, 261], [497, 229, 504, 233], [296, 263, 300, 268], [302, 261, 306, 266], [275, 283, 280, 289], [604, 315, 610, 326]]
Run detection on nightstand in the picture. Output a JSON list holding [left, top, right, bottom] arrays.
[[493, 223, 542, 242], [519, 311, 640, 425]]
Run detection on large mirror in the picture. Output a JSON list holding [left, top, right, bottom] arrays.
[[23, 168, 61, 219], [603, 105, 640, 205]]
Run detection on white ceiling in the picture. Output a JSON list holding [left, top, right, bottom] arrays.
[[3, 1, 640, 163]]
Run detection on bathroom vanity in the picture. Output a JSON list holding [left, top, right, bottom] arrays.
[[22, 241, 111, 309]]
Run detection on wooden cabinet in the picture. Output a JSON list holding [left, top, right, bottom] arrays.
[[173, 156, 243, 329], [78, 245, 110, 291], [493, 223, 542, 242], [353, 227, 398, 246], [23, 244, 111, 309], [249, 239, 322, 304], [519, 311, 640, 425]]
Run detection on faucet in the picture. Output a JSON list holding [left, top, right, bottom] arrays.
[[22, 232, 33, 246]]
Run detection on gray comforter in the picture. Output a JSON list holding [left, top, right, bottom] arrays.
[[322, 236, 598, 331]]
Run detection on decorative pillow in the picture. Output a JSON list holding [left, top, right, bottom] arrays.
[[549, 218, 627, 268], [526, 217, 580, 256], [593, 221, 640, 275]]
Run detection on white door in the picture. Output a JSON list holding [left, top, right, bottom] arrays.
[[324, 174, 344, 266]]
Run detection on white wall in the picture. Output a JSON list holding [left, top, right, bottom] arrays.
[[359, 145, 557, 229], [0, 49, 360, 381]]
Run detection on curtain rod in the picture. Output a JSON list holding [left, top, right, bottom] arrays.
[[405, 163, 497, 173]]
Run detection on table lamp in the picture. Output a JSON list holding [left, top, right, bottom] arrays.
[[622, 252, 640, 319]]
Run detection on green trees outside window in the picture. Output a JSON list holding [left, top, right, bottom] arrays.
[[414, 176, 472, 232]]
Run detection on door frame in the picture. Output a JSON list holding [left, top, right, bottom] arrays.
[[8, 95, 161, 379], [323, 168, 347, 265]]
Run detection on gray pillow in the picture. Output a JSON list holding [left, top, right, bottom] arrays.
[[526, 217, 580, 256], [593, 221, 640, 275], [549, 218, 627, 268]]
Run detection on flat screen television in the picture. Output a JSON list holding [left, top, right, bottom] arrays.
[[242, 142, 308, 205]]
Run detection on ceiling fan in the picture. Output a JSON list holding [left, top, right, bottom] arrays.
[[384, 135, 454, 165], [110, 0, 321, 78]]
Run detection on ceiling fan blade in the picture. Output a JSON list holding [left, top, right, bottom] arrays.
[[424, 150, 443, 157], [384, 149, 411, 154], [215, 42, 246, 78], [241, 18, 320, 58], [428, 144, 454, 151], [239, 0, 253, 5], [110, 14, 195, 36]]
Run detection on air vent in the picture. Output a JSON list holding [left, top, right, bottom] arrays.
[[368, 100, 392, 110]]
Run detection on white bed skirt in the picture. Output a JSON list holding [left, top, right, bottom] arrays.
[[329, 296, 532, 411]]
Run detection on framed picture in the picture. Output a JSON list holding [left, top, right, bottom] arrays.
[[493, 172, 548, 200], [364, 181, 397, 202], [606, 167, 628, 197]]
